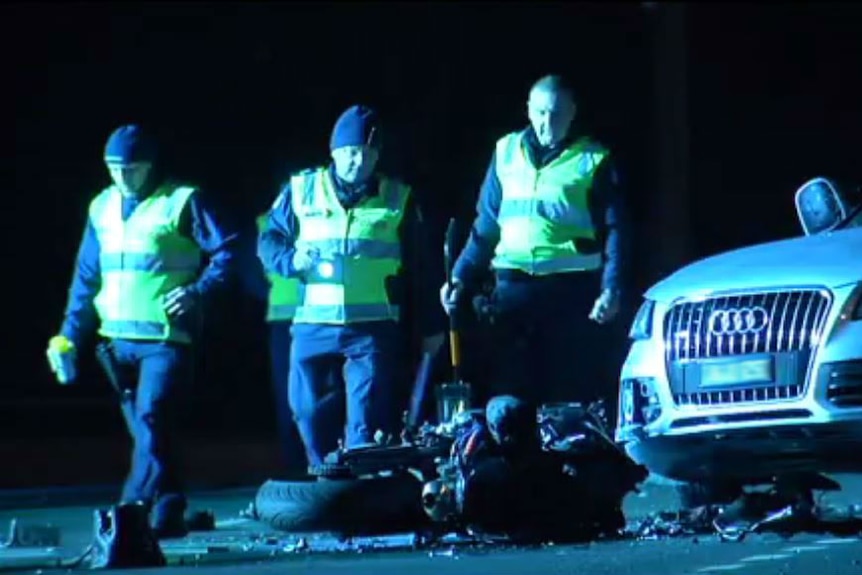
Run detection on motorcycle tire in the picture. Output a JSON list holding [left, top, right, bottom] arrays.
[[253, 475, 429, 535]]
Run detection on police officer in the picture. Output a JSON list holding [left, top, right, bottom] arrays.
[[255, 211, 306, 472], [258, 105, 445, 466], [47, 124, 238, 538], [440, 75, 630, 408]]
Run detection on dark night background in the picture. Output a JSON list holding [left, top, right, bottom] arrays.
[[4, 3, 862, 486]]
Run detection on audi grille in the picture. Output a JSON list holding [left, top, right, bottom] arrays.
[[663, 289, 832, 406]]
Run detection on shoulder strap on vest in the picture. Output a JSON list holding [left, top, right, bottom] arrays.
[[290, 167, 323, 210], [495, 132, 524, 167], [88, 186, 119, 222], [379, 177, 410, 211], [171, 185, 197, 201]]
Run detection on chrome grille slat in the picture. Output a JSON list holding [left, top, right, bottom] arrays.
[[674, 384, 804, 407], [665, 289, 831, 407]]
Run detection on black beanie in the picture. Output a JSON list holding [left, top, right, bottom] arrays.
[[329, 105, 380, 151], [104, 124, 157, 164]]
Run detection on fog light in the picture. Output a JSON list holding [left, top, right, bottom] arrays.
[[639, 378, 662, 424]]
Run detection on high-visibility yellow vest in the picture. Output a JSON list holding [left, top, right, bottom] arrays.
[[290, 168, 409, 325], [89, 183, 202, 343], [492, 132, 607, 275], [256, 213, 300, 322]]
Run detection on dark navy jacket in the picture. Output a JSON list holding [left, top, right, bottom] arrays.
[[258, 165, 446, 337], [235, 217, 271, 304], [453, 127, 630, 296], [60, 183, 239, 348]]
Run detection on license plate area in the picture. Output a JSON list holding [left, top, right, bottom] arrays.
[[701, 357, 773, 388], [668, 352, 810, 395]]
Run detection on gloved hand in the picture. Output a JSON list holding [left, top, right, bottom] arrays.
[[163, 285, 199, 319], [291, 247, 321, 275], [439, 280, 465, 316], [46, 335, 77, 384]]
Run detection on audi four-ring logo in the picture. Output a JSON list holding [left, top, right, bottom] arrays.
[[707, 307, 770, 335]]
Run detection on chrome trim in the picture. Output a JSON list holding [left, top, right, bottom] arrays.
[[663, 287, 833, 407]]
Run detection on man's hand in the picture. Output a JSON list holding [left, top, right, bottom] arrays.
[[163, 286, 198, 319], [421, 332, 446, 356], [439, 280, 464, 316], [291, 247, 321, 274], [46, 335, 77, 384], [589, 289, 621, 324]]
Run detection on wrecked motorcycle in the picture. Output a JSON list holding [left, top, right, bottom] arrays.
[[420, 398, 648, 543]]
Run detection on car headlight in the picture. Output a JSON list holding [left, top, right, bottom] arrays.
[[628, 299, 656, 340]]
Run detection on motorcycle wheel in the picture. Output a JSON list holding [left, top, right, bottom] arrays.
[[253, 475, 429, 535]]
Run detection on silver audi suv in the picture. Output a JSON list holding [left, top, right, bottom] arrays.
[[615, 177, 862, 497]]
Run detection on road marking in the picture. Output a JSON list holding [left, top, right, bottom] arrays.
[[215, 518, 253, 528], [740, 554, 792, 562], [782, 545, 827, 553], [815, 538, 860, 545], [696, 565, 745, 572]]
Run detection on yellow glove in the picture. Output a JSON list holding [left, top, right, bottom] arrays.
[[46, 335, 77, 384]]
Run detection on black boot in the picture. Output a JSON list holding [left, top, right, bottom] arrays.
[[88, 501, 166, 569], [152, 495, 189, 539]]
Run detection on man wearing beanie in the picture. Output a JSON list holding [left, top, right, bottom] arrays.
[[46, 124, 238, 538], [440, 75, 631, 411], [258, 105, 446, 466]]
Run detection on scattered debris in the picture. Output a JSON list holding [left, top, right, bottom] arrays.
[[0, 519, 61, 548], [630, 481, 862, 543], [239, 501, 258, 520]]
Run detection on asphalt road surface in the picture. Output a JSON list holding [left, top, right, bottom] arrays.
[[1, 476, 861, 574]]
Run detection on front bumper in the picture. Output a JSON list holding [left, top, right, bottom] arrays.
[[614, 286, 862, 484]]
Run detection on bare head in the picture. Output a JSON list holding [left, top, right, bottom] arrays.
[[527, 75, 577, 147]]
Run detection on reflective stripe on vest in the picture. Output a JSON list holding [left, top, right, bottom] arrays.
[[89, 184, 202, 343], [290, 168, 409, 325], [492, 132, 606, 275], [256, 213, 300, 322]]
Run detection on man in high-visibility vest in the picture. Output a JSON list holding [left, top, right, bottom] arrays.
[[254, 213, 306, 472], [46, 124, 238, 538], [440, 75, 631, 409], [258, 105, 445, 465]]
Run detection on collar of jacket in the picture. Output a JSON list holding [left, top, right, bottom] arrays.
[[522, 126, 578, 169], [327, 164, 380, 209]]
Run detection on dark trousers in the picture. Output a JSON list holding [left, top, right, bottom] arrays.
[[110, 339, 191, 523], [288, 321, 402, 466], [481, 271, 611, 409], [268, 321, 306, 473]]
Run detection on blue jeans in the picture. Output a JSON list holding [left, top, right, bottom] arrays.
[[268, 321, 307, 473], [109, 340, 191, 523], [288, 321, 402, 466]]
